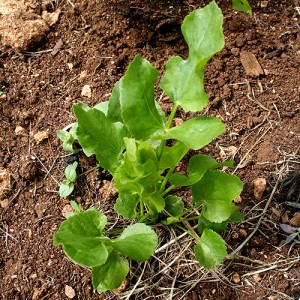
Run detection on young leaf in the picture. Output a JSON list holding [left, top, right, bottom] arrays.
[[192, 170, 243, 223], [165, 195, 184, 217], [53, 209, 109, 267], [163, 117, 225, 150], [120, 55, 165, 139], [158, 142, 189, 171], [107, 80, 123, 123], [160, 1, 224, 112], [59, 180, 74, 198], [65, 161, 78, 182], [143, 191, 165, 214], [94, 101, 109, 115], [74, 105, 126, 173], [115, 193, 139, 219], [232, 0, 252, 15], [280, 224, 298, 234], [194, 229, 227, 269], [57, 129, 77, 153], [92, 250, 129, 293], [112, 223, 158, 261], [169, 154, 233, 186]]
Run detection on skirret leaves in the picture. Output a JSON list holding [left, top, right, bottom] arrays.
[[55, 1, 244, 293]]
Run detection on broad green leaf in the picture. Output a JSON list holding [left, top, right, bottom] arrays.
[[197, 215, 228, 234], [161, 57, 208, 112], [165, 195, 184, 217], [169, 154, 233, 186], [59, 181, 74, 198], [92, 250, 129, 293], [112, 223, 158, 261], [120, 55, 165, 139], [74, 105, 125, 173], [115, 193, 139, 219], [94, 101, 109, 115], [160, 2, 224, 112], [65, 161, 78, 182], [194, 229, 227, 268], [53, 209, 109, 267], [192, 170, 243, 222], [182, 2, 224, 62], [163, 117, 225, 150], [107, 80, 123, 123], [232, 0, 252, 15], [158, 142, 189, 171], [143, 191, 165, 214]]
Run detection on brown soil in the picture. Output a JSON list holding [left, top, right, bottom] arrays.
[[1, 0, 300, 299]]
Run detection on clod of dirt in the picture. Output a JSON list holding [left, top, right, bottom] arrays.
[[65, 285, 76, 299], [253, 177, 267, 200], [81, 85, 92, 98], [18, 156, 37, 180], [33, 131, 48, 143], [62, 204, 74, 218], [15, 125, 28, 136], [240, 51, 264, 77], [289, 212, 300, 227], [0, 198, 9, 208], [0, 0, 53, 51], [0, 168, 11, 200], [232, 272, 241, 284], [41, 10, 60, 27]]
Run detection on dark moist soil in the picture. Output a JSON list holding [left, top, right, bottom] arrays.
[[1, 0, 300, 299]]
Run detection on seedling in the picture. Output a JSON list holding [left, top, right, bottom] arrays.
[[232, 0, 252, 15], [59, 161, 78, 197], [54, 1, 244, 293]]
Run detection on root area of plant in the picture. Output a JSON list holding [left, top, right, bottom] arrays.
[[0, 0, 299, 299]]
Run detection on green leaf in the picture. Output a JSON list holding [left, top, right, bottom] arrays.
[[169, 154, 233, 186], [182, 2, 224, 62], [65, 161, 78, 182], [143, 191, 165, 214], [114, 139, 162, 194], [120, 55, 165, 139], [92, 250, 129, 293], [165, 195, 184, 217], [53, 209, 109, 267], [107, 80, 123, 123], [74, 105, 126, 173], [158, 142, 189, 171], [94, 101, 109, 115], [115, 193, 139, 219], [161, 58, 208, 112], [197, 209, 244, 234], [112, 223, 158, 261], [57, 129, 78, 153], [232, 0, 252, 15], [163, 117, 225, 150], [194, 229, 227, 269], [192, 170, 243, 222], [59, 181, 74, 198], [160, 2, 224, 112], [197, 215, 229, 234]]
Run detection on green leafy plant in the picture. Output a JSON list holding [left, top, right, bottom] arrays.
[[54, 1, 244, 293], [59, 161, 78, 197]]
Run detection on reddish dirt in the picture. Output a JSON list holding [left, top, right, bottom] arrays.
[[1, 0, 300, 299]]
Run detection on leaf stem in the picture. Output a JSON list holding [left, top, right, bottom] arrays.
[[76, 163, 101, 179], [160, 184, 175, 197], [174, 223, 199, 241], [165, 104, 179, 130]]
